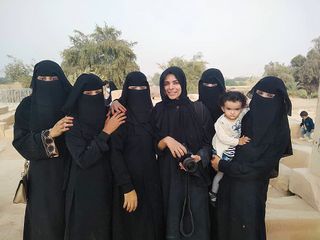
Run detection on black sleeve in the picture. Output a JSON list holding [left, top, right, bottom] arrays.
[[150, 104, 166, 156], [194, 101, 213, 167], [110, 124, 134, 194], [12, 97, 49, 160], [193, 102, 212, 184], [65, 124, 110, 169], [219, 143, 283, 180]]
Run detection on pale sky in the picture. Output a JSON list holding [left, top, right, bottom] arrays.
[[0, 0, 319, 78]]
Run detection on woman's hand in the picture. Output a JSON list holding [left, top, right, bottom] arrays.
[[162, 136, 187, 158], [239, 135, 251, 145], [123, 190, 138, 213], [49, 116, 74, 138], [110, 100, 127, 115], [211, 155, 221, 171], [103, 112, 126, 135]]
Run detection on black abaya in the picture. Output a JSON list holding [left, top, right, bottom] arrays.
[[12, 60, 71, 240], [111, 71, 163, 240], [152, 67, 213, 240], [63, 73, 112, 240], [216, 76, 292, 240]]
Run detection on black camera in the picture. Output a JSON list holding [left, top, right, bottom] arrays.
[[179, 150, 198, 173]]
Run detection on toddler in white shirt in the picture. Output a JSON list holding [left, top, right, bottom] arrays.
[[210, 91, 250, 206]]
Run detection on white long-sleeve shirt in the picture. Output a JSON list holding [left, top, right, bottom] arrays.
[[212, 109, 248, 157]]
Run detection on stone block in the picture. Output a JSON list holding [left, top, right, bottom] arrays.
[[266, 195, 320, 240], [280, 144, 311, 168], [270, 163, 292, 194], [289, 168, 320, 211], [0, 106, 8, 114]]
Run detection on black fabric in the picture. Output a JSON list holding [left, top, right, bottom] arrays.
[[111, 71, 163, 240], [198, 69, 225, 240], [151, 66, 212, 240], [216, 76, 292, 240], [63, 73, 106, 136], [30, 60, 71, 132], [198, 68, 226, 125], [64, 73, 112, 240], [248, 76, 292, 146], [12, 60, 71, 240], [155, 66, 204, 153], [121, 71, 153, 125]]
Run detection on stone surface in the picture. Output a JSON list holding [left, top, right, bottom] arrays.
[[281, 143, 312, 168], [270, 163, 293, 194], [289, 168, 320, 211], [266, 195, 320, 240], [0, 106, 8, 115]]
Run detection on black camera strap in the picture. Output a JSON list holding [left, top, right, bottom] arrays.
[[179, 172, 195, 238]]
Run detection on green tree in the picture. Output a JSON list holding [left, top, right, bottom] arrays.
[[61, 23, 139, 87], [0, 77, 8, 84], [4, 56, 33, 87], [290, 36, 320, 98], [263, 61, 296, 91], [159, 52, 207, 93], [225, 77, 249, 86]]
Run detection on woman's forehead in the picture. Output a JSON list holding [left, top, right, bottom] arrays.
[[164, 74, 178, 82]]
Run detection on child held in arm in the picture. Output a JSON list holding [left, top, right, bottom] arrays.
[[209, 91, 250, 206]]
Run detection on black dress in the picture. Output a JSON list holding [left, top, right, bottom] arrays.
[[111, 123, 163, 240], [216, 76, 292, 240], [111, 71, 163, 240], [152, 67, 213, 240], [12, 60, 71, 240], [152, 101, 212, 240], [64, 120, 112, 240], [63, 73, 113, 240]]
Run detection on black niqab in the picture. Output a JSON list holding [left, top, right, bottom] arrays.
[[198, 68, 226, 121], [121, 71, 153, 124], [29, 60, 71, 131], [63, 73, 106, 135], [248, 76, 292, 148]]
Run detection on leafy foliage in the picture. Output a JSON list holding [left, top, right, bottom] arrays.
[[61, 23, 139, 87], [4, 56, 33, 87], [157, 52, 207, 93]]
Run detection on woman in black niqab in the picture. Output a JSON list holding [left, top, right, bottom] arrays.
[[212, 76, 292, 240], [12, 60, 73, 240], [63, 73, 125, 240], [111, 71, 163, 240], [198, 68, 226, 130], [198, 68, 226, 239], [151, 66, 213, 240]]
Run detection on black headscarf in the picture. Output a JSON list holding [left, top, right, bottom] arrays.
[[103, 80, 118, 106], [30, 60, 71, 131], [153, 66, 203, 153], [198, 68, 226, 122], [248, 76, 292, 151], [121, 71, 153, 125], [63, 73, 106, 135]]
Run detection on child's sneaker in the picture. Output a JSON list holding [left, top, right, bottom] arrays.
[[209, 191, 217, 207]]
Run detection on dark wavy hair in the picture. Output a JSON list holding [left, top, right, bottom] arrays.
[[219, 91, 247, 108]]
